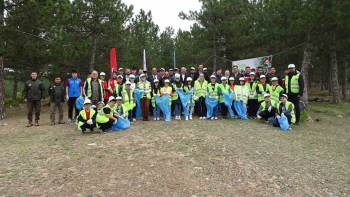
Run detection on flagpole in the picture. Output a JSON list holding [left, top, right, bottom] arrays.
[[143, 49, 147, 71], [173, 43, 176, 69]]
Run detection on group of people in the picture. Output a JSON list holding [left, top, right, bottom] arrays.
[[23, 63, 304, 132]]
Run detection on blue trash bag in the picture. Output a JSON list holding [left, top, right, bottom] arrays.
[[205, 96, 218, 119], [156, 95, 171, 122], [112, 117, 131, 131], [223, 92, 235, 118], [277, 114, 290, 131], [177, 89, 192, 117], [234, 100, 248, 120], [75, 96, 84, 110], [134, 89, 144, 119]]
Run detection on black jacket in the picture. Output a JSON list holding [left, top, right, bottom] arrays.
[[24, 79, 45, 101], [48, 83, 65, 103]]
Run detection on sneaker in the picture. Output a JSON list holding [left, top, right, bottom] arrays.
[[133, 118, 137, 122], [185, 116, 189, 121], [199, 117, 203, 120], [156, 117, 160, 121], [202, 117, 207, 120], [81, 129, 86, 134], [34, 122, 40, 126], [189, 115, 193, 120], [67, 118, 72, 123], [153, 117, 157, 121], [26, 122, 33, 127], [211, 117, 214, 120], [50, 122, 55, 126], [178, 116, 181, 120], [214, 117, 218, 120]]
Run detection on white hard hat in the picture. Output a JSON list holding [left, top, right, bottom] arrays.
[[249, 72, 255, 75], [260, 75, 266, 79], [264, 93, 270, 98], [100, 72, 106, 76], [229, 77, 235, 81], [239, 77, 245, 81], [271, 77, 278, 81], [108, 96, 117, 102], [203, 68, 208, 71], [210, 75, 216, 79], [175, 73, 181, 78], [154, 79, 159, 83], [129, 74, 135, 79], [140, 73, 146, 78], [186, 77, 193, 81], [288, 64, 296, 69], [164, 79, 170, 83], [116, 96, 122, 100], [221, 76, 227, 81], [281, 94, 288, 98], [84, 99, 92, 105], [117, 75, 123, 79]]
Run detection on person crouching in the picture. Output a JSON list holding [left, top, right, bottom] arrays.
[[257, 93, 277, 122], [96, 96, 118, 132], [76, 99, 97, 133]]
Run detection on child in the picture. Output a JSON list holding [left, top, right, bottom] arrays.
[[234, 77, 249, 119], [172, 74, 183, 120], [218, 76, 230, 119], [257, 93, 277, 122], [76, 99, 97, 133], [151, 79, 161, 120], [48, 76, 65, 125], [183, 77, 194, 120], [207, 75, 219, 120], [96, 96, 118, 132]]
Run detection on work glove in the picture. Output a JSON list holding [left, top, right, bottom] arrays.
[[276, 115, 281, 119], [281, 113, 285, 117], [87, 119, 93, 125], [257, 115, 262, 119]]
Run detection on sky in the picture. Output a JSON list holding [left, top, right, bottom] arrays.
[[123, 0, 202, 31]]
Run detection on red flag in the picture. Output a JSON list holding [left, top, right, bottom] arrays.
[[110, 48, 118, 77]]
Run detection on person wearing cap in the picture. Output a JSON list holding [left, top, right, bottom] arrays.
[[247, 72, 259, 118], [66, 69, 83, 123], [99, 72, 110, 103], [269, 77, 284, 104], [193, 64, 209, 81], [123, 74, 136, 91], [266, 67, 281, 85], [96, 96, 118, 132], [234, 77, 250, 119], [76, 99, 97, 133], [256, 74, 271, 103], [183, 77, 194, 120], [111, 74, 124, 98], [151, 79, 161, 120], [218, 76, 230, 118], [172, 73, 183, 120], [285, 64, 304, 124], [114, 96, 128, 119], [137, 73, 151, 121], [194, 73, 208, 119], [207, 75, 219, 120], [274, 94, 296, 127], [257, 93, 277, 122], [117, 67, 124, 77], [83, 70, 104, 106], [122, 81, 136, 121]]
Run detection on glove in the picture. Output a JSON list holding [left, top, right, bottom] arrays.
[[281, 113, 285, 117], [268, 106, 272, 112], [276, 115, 281, 119], [257, 115, 262, 119], [87, 119, 93, 125]]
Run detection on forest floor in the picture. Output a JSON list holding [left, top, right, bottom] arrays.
[[0, 102, 349, 196]]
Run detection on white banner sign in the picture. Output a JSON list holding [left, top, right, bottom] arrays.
[[232, 56, 272, 70]]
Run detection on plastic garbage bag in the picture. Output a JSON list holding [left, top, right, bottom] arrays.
[[156, 95, 171, 121], [112, 117, 131, 131], [234, 100, 248, 120], [223, 92, 235, 118], [205, 96, 218, 118], [75, 96, 85, 110], [277, 114, 290, 131], [134, 89, 144, 119], [177, 89, 192, 117]]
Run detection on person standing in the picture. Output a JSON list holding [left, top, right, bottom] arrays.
[[269, 77, 284, 104], [180, 67, 188, 84], [24, 71, 45, 127], [83, 70, 104, 106], [194, 73, 208, 120], [48, 76, 65, 125], [285, 64, 304, 124], [218, 76, 230, 118], [231, 65, 242, 85], [138, 74, 151, 121], [148, 67, 159, 84], [207, 75, 219, 120], [172, 74, 183, 120], [66, 70, 83, 123], [99, 72, 110, 103], [247, 72, 259, 118], [256, 75, 270, 104]]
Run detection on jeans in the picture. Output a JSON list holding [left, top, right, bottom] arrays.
[[174, 102, 182, 116], [67, 97, 79, 119], [50, 102, 64, 123], [153, 105, 161, 118], [27, 100, 41, 123], [195, 97, 207, 117]]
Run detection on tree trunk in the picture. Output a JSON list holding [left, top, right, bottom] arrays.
[[0, 0, 6, 119], [12, 73, 18, 100], [329, 33, 342, 103], [342, 61, 349, 101], [89, 35, 97, 72], [301, 37, 312, 107]]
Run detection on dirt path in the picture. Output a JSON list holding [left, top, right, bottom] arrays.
[[0, 104, 349, 196]]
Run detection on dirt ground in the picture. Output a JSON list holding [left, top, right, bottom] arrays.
[[0, 103, 349, 196]]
